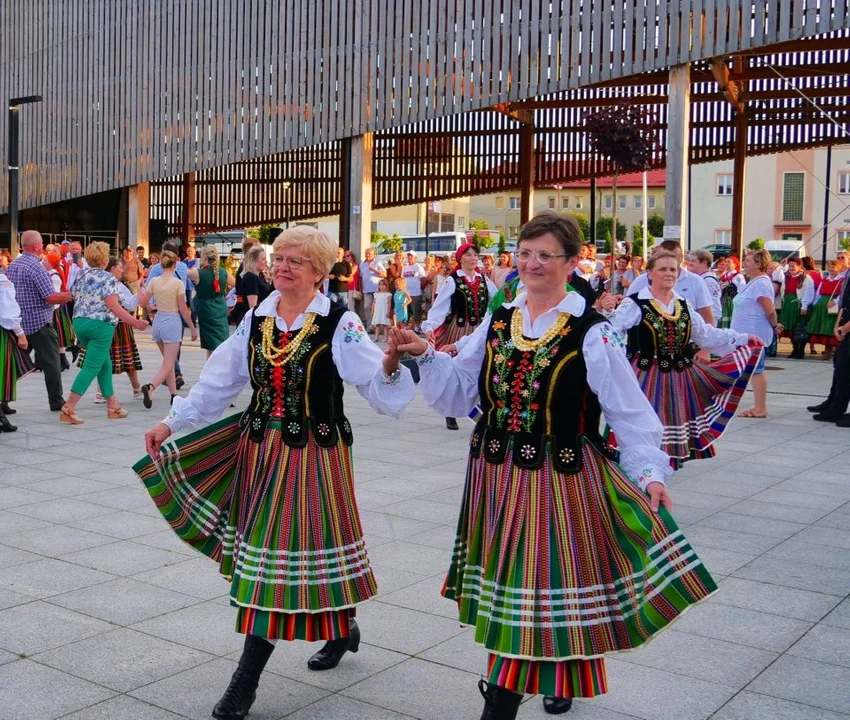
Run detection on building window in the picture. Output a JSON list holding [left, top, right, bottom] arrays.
[[714, 229, 732, 245], [716, 174, 733, 196], [603, 195, 613, 210], [619, 195, 627, 210], [633, 195, 642, 209], [508, 226, 519, 238], [495, 197, 504, 210], [457, 216, 465, 228], [782, 173, 805, 222], [547, 196, 555, 209], [574, 197, 583, 209], [647, 196, 656, 209], [495, 225, 504, 235], [561, 196, 570, 209], [839, 172, 850, 195], [509, 197, 521, 210], [837, 230, 850, 252], [371, 221, 378, 233]]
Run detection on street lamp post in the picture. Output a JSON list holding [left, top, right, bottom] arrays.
[[7, 95, 42, 257], [281, 181, 291, 229]]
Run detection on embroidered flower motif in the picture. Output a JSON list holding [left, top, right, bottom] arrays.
[[288, 422, 300, 433], [235, 319, 248, 337], [415, 345, 436, 365], [532, 381, 541, 390], [492, 320, 507, 330], [492, 374, 501, 384], [342, 322, 366, 344], [600, 325, 626, 349], [318, 422, 330, 434], [520, 444, 535, 460], [488, 439, 501, 454], [520, 389, 530, 398], [558, 327, 571, 336], [310, 325, 320, 334], [490, 338, 501, 348], [559, 447, 576, 463], [472, 432, 480, 446], [494, 354, 505, 364], [538, 358, 550, 368]]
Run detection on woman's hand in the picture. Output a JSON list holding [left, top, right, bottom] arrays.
[[748, 335, 765, 347], [16, 334, 27, 350], [132, 318, 149, 331], [190, 327, 198, 342], [599, 293, 617, 312], [442, 343, 458, 357], [425, 330, 436, 344], [145, 423, 172, 459], [388, 327, 429, 356], [646, 482, 672, 513], [774, 323, 784, 335]]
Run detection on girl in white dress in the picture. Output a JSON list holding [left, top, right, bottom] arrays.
[[371, 278, 392, 342]]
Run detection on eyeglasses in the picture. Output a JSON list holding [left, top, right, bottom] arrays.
[[272, 255, 312, 269], [514, 249, 568, 265]]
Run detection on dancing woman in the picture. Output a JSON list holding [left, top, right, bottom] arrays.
[[422, 242, 498, 430], [604, 251, 763, 467], [717, 255, 746, 329], [390, 214, 717, 720], [777, 257, 816, 359], [0, 273, 33, 432], [807, 260, 844, 361], [138, 227, 415, 720]]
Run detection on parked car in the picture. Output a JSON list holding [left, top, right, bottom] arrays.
[[701, 243, 733, 257]]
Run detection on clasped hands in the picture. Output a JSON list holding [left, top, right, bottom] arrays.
[[382, 327, 430, 376]]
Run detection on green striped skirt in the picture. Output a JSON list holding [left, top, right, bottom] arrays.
[[133, 413, 376, 641], [0, 328, 34, 402], [778, 293, 802, 338], [53, 304, 75, 347], [444, 439, 717, 698]]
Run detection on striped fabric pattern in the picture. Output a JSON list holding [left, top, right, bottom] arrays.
[[133, 413, 378, 640], [778, 293, 802, 338], [0, 328, 35, 402], [486, 653, 608, 699], [77, 321, 143, 373], [631, 344, 762, 463], [433, 316, 477, 350], [442, 440, 717, 665], [807, 295, 839, 347], [53, 304, 75, 347]]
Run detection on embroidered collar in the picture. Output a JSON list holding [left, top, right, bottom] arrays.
[[255, 290, 331, 319], [637, 287, 684, 303], [456, 269, 482, 281], [506, 291, 586, 317]]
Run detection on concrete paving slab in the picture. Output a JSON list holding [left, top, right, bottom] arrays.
[[787, 623, 850, 668], [132, 557, 230, 600], [0, 523, 116, 556], [0, 557, 114, 599], [713, 691, 850, 720], [713, 577, 841, 622], [747, 654, 850, 715], [60, 695, 188, 719], [356, 601, 467, 655], [287, 695, 415, 720], [375, 575, 459, 618], [734, 555, 850, 596], [0, 600, 112, 655], [132, 599, 245, 656], [68, 509, 170, 540], [60, 538, 191, 575], [0, 486, 56, 509], [0, 542, 43, 569]]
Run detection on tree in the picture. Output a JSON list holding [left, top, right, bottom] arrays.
[[468, 218, 490, 231], [647, 213, 665, 238], [632, 224, 656, 258], [571, 213, 590, 244], [472, 229, 497, 249], [840, 236, 850, 252], [595, 216, 626, 244], [747, 237, 765, 250], [371, 231, 388, 248], [247, 224, 282, 245], [379, 233, 403, 254], [584, 103, 659, 257]]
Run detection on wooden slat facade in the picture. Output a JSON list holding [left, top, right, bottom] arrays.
[[1, 0, 845, 215]]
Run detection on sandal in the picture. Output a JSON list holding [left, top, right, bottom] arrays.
[[141, 383, 154, 409], [739, 408, 768, 419], [59, 404, 84, 425], [107, 406, 128, 419]]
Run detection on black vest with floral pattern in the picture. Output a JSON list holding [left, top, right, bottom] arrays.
[[448, 270, 490, 328], [241, 308, 354, 447], [470, 304, 615, 473], [626, 297, 698, 373]]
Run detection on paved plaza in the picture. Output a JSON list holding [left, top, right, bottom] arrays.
[[1, 334, 850, 719]]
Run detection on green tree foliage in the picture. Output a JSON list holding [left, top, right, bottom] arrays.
[[747, 237, 765, 250], [371, 231, 388, 248], [468, 218, 490, 230], [840, 236, 850, 252], [379, 233, 403, 254], [595, 216, 627, 243], [570, 213, 590, 244], [632, 225, 656, 258], [647, 213, 665, 238], [247, 225, 281, 244], [472, 229, 497, 249]]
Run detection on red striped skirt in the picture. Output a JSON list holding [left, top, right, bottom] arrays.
[[0, 328, 35, 402]]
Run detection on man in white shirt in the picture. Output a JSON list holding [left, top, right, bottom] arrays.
[[626, 241, 715, 325], [687, 249, 722, 326], [359, 247, 386, 329], [401, 252, 426, 333]]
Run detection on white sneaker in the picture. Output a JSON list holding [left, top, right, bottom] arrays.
[[94, 393, 107, 404]]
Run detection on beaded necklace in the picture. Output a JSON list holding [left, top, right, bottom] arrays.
[[260, 313, 317, 367], [648, 297, 681, 322], [510, 308, 571, 351]]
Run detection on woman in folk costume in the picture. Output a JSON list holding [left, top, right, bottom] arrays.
[[389, 214, 717, 720], [808, 259, 845, 360], [777, 256, 816, 359], [604, 251, 764, 468], [139, 227, 415, 720], [422, 241, 498, 430], [0, 273, 33, 432], [716, 255, 746, 329], [44, 251, 75, 370]]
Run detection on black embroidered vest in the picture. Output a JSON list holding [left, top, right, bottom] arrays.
[[626, 297, 698, 372], [470, 304, 615, 473], [241, 308, 353, 447], [449, 271, 489, 328]]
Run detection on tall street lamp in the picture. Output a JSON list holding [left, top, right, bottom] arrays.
[[281, 181, 291, 229], [8, 95, 42, 257]]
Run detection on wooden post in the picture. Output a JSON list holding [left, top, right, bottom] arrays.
[[730, 56, 748, 261], [181, 173, 196, 250], [340, 133, 374, 259], [664, 64, 690, 245], [128, 182, 150, 254], [517, 110, 535, 226]]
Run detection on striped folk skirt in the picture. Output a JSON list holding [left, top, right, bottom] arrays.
[[720, 293, 735, 329], [433, 316, 478, 350], [132, 413, 376, 641], [778, 293, 802, 339], [444, 440, 717, 699], [0, 328, 35, 402], [631, 345, 762, 466], [53, 304, 75, 347], [807, 295, 839, 347], [77, 321, 142, 374]]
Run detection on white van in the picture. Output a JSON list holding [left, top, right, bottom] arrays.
[[765, 239, 804, 262]]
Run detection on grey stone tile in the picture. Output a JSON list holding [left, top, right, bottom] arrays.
[[373, 565, 435, 595], [376, 575, 458, 618], [287, 695, 415, 720], [0, 523, 116, 556], [517, 700, 641, 719], [672, 601, 812, 652], [132, 557, 230, 600], [691, 545, 756, 576], [725, 499, 828, 524], [61, 539, 192, 575], [713, 691, 850, 720], [0, 600, 112, 655], [12, 498, 122, 526], [787, 624, 850, 668], [0, 542, 42, 569], [683, 525, 783, 555], [695, 511, 807, 540], [367, 540, 451, 578], [667, 504, 719, 526], [351, 488, 408, 511], [674, 476, 779, 500], [27, 475, 122, 498], [358, 510, 441, 539], [31, 456, 111, 477], [793, 524, 850, 549], [80, 485, 154, 511], [35, 627, 213, 692], [735, 555, 850, 596], [356, 601, 467, 654], [405, 524, 459, 551], [132, 529, 199, 556], [132, 599, 243, 656], [822, 597, 850, 630], [667, 490, 740, 511], [50, 577, 199, 626], [343, 658, 482, 719], [713, 577, 841, 622], [0, 587, 32, 611], [815, 507, 850, 531], [0, 659, 115, 720], [61, 695, 187, 719], [764, 538, 850, 572], [68, 509, 169, 539], [0, 508, 52, 536], [380, 497, 461, 525], [131, 657, 327, 719], [0, 558, 114, 599], [417, 627, 483, 674], [748, 487, 846, 512], [617, 629, 777, 691], [747, 655, 850, 715], [0, 485, 56, 509], [0, 647, 16, 665]]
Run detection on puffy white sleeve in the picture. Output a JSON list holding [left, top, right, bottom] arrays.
[[331, 311, 414, 418], [415, 316, 491, 417], [801, 276, 816, 310], [162, 313, 253, 434], [732, 274, 747, 291], [117, 283, 139, 312], [422, 276, 456, 332], [0, 280, 23, 334], [688, 302, 749, 353], [605, 297, 642, 334], [583, 323, 672, 490], [689, 275, 713, 309], [485, 277, 499, 298]]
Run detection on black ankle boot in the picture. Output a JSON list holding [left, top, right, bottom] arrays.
[[60, 354, 70, 371], [479, 679, 523, 720], [307, 619, 360, 671], [0, 402, 15, 415], [211, 635, 275, 720], [0, 409, 17, 433], [445, 417, 459, 430], [543, 695, 573, 714]]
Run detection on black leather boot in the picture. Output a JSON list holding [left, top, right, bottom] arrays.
[[479, 679, 523, 720], [543, 695, 573, 714], [445, 417, 459, 430], [0, 408, 17, 433], [60, 354, 70, 371], [211, 635, 275, 720], [307, 619, 360, 671], [0, 402, 15, 414]]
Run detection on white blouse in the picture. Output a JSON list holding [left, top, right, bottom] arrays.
[[415, 292, 672, 490], [117, 282, 139, 312], [608, 288, 750, 356], [0, 275, 24, 335], [163, 291, 415, 434], [421, 270, 500, 333]]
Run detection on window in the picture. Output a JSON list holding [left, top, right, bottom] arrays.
[[633, 195, 642, 209], [839, 172, 850, 195], [371, 221, 378, 233], [509, 226, 519, 238], [561, 196, 570, 209], [716, 174, 733, 196], [782, 233, 803, 243], [714, 229, 732, 245], [574, 197, 583, 209], [457, 216, 465, 228], [619, 195, 627, 210], [495, 196, 504, 210], [782, 173, 805, 221], [603, 195, 613, 210], [495, 225, 504, 235], [547, 196, 556, 209], [647, 196, 656, 209], [509, 197, 521, 210]]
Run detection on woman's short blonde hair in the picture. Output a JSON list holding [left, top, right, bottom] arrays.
[[272, 226, 337, 278], [84, 241, 111, 268], [159, 250, 178, 270], [242, 245, 266, 275], [746, 248, 771, 272]]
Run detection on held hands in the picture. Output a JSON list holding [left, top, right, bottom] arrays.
[[694, 349, 712, 364], [442, 343, 459, 357], [144, 423, 172, 459], [599, 293, 618, 313], [16, 334, 28, 350], [748, 335, 765, 347], [132, 318, 149, 331], [387, 327, 429, 357], [646, 482, 672, 513]]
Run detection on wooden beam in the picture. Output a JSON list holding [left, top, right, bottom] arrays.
[[730, 55, 748, 260], [664, 65, 691, 245], [181, 172, 195, 249], [516, 109, 535, 227]]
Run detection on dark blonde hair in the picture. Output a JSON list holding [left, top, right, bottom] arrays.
[[159, 250, 178, 270], [646, 250, 678, 271], [746, 249, 771, 272]]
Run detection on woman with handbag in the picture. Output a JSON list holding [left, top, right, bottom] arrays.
[[777, 257, 816, 359], [808, 260, 844, 361]]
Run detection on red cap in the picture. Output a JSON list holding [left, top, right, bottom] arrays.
[[455, 242, 477, 263]]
